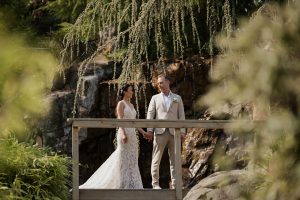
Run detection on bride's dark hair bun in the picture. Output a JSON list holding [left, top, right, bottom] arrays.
[[118, 83, 132, 100]]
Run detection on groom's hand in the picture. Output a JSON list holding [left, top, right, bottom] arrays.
[[143, 132, 150, 141], [144, 131, 154, 142]]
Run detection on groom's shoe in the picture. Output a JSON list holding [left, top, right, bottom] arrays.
[[153, 185, 161, 189]]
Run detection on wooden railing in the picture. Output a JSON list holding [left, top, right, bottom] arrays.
[[68, 119, 234, 200]]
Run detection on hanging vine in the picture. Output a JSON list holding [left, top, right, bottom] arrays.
[[60, 0, 238, 117]]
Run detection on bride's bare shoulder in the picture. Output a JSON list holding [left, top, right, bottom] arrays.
[[117, 100, 125, 107]]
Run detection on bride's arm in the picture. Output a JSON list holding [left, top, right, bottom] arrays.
[[137, 128, 146, 136], [116, 101, 127, 143]]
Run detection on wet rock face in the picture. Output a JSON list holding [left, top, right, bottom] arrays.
[[182, 112, 251, 189], [183, 128, 223, 188], [182, 127, 246, 189], [42, 61, 122, 155], [41, 91, 74, 154]]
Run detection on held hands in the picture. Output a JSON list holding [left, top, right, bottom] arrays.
[[143, 131, 154, 142], [142, 131, 185, 142]]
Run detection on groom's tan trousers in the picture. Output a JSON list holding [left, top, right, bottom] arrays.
[[151, 129, 175, 188]]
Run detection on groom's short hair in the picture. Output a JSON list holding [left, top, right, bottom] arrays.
[[158, 73, 170, 81]]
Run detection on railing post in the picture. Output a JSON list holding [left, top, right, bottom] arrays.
[[174, 128, 182, 200], [72, 126, 80, 200]]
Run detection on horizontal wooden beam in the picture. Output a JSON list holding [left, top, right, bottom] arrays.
[[67, 118, 251, 129], [79, 189, 189, 200]]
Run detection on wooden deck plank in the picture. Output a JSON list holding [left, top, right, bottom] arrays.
[[79, 189, 189, 200]]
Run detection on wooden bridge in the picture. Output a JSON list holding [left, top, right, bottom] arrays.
[[68, 119, 235, 200]]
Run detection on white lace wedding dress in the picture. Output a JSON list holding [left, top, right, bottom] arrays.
[[79, 101, 143, 189]]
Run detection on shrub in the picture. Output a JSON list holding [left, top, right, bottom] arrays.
[[0, 138, 71, 200]]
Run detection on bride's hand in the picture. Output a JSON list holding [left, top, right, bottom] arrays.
[[122, 134, 127, 144]]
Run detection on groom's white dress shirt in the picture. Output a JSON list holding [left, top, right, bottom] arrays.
[[162, 91, 172, 111]]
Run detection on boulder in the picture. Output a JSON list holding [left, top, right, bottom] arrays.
[[184, 170, 254, 200]]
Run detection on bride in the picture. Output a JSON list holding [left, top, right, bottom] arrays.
[[79, 84, 146, 189]]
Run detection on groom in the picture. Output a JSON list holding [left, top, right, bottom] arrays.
[[145, 74, 186, 189]]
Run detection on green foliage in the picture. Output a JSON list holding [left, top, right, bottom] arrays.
[[0, 0, 32, 33], [201, 2, 300, 199], [0, 23, 56, 137], [0, 138, 71, 200], [41, 0, 88, 43], [0, 18, 70, 199], [0, 21, 70, 199], [45, 0, 88, 23], [0, 0, 88, 55], [0, 20, 70, 199]]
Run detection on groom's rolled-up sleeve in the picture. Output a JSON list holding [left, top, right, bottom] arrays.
[[178, 96, 186, 133], [147, 96, 156, 132]]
